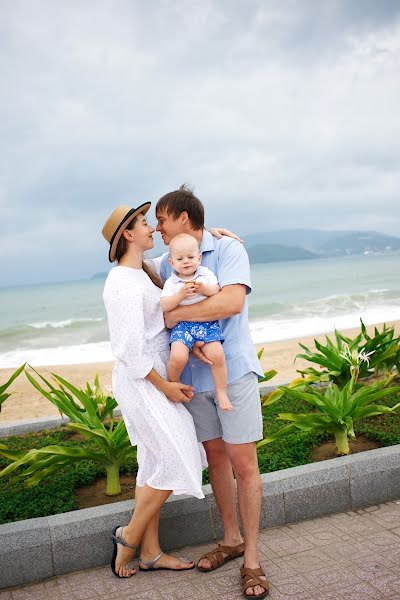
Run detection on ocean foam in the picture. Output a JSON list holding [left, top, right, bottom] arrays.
[[249, 305, 400, 344], [1, 306, 399, 368], [28, 318, 103, 329], [0, 341, 114, 368]]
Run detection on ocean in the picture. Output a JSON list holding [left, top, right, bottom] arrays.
[[1, 254, 400, 368]]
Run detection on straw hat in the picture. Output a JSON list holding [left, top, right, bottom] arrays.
[[102, 202, 151, 262]]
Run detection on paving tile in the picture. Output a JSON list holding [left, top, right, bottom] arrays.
[[259, 558, 299, 583], [363, 531, 400, 551], [280, 549, 333, 573], [10, 584, 48, 600], [336, 580, 389, 599], [363, 504, 400, 530], [377, 546, 400, 566], [390, 526, 400, 537], [369, 575, 400, 596], [4, 500, 400, 599]]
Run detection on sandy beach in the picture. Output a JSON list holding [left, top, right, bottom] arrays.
[[0, 321, 398, 424]]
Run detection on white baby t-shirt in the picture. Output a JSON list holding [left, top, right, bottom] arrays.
[[161, 265, 219, 306]]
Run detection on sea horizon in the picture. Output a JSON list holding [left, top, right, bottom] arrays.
[[1, 254, 400, 369]]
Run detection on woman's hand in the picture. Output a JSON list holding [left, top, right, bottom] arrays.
[[163, 381, 194, 403], [209, 227, 243, 243]]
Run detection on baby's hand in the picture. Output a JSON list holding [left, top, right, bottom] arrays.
[[192, 281, 204, 294], [180, 282, 197, 297]]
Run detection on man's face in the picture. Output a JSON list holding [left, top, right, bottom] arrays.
[[155, 209, 185, 245]]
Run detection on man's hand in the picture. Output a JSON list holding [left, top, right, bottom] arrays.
[[209, 227, 244, 243], [164, 311, 179, 329], [191, 341, 213, 365]]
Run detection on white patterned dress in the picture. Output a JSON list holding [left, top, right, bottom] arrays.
[[103, 265, 206, 499]]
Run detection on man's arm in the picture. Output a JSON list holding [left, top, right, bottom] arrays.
[[164, 284, 246, 328]]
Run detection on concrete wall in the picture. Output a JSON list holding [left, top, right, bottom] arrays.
[[1, 444, 400, 589]]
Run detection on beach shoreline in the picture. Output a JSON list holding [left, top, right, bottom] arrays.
[[0, 320, 398, 424]]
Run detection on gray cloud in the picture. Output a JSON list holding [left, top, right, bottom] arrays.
[[1, 0, 399, 284]]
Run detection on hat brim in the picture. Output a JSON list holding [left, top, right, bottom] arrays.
[[108, 202, 151, 262]]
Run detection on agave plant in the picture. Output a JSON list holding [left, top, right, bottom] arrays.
[[258, 374, 400, 455], [0, 364, 25, 412], [296, 321, 400, 388], [361, 321, 400, 377], [0, 368, 136, 495]]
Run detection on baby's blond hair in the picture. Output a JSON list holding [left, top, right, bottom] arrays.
[[169, 233, 200, 256]]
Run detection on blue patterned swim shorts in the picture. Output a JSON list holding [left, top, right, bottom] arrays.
[[170, 320, 224, 351]]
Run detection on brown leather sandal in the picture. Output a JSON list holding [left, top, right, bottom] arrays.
[[240, 565, 269, 598], [197, 542, 245, 572]]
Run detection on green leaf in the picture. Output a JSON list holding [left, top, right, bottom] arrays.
[[256, 425, 299, 448], [0, 364, 26, 396], [0, 364, 26, 410], [258, 369, 277, 383]]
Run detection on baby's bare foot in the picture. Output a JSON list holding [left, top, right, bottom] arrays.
[[216, 391, 233, 411]]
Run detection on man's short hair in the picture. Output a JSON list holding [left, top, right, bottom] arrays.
[[156, 184, 204, 230]]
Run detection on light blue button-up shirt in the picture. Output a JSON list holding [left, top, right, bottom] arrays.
[[160, 230, 263, 393]]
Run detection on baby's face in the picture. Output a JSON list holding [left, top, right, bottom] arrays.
[[170, 240, 201, 276]]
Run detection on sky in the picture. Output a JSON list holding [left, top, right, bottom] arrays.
[[1, 0, 400, 286]]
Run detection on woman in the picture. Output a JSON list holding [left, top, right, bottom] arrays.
[[102, 203, 236, 578]]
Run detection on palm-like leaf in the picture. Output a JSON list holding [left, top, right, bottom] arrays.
[[296, 320, 400, 387], [0, 364, 25, 412], [258, 378, 400, 455], [0, 368, 137, 495]]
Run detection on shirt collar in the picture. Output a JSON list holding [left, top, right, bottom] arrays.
[[200, 229, 215, 254], [171, 267, 204, 283]]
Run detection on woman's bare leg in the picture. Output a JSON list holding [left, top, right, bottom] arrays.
[[138, 492, 195, 570], [114, 484, 171, 577]]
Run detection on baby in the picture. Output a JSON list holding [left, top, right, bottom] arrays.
[[160, 233, 232, 411]]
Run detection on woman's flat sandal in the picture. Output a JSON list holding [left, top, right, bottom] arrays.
[[240, 565, 269, 598], [111, 525, 137, 578]]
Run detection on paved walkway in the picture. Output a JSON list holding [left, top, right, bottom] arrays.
[[2, 501, 400, 600]]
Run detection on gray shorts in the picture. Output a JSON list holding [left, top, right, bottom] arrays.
[[184, 372, 263, 444]]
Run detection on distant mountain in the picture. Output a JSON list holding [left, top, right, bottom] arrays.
[[247, 244, 318, 264], [92, 229, 400, 279], [318, 232, 400, 256], [243, 229, 351, 252], [243, 229, 400, 258]]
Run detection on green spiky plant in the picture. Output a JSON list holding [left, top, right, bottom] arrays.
[[258, 350, 400, 455], [296, 320, 400, 388], [0, 367, 136, 495], [0, 364, 25, 412]]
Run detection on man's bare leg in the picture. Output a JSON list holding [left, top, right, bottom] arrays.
[[226, 442, 266, 597], [136, 486, 195, 570], [197, 438, 243, 569]]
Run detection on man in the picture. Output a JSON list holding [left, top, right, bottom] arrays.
[[155, 185, 269, 598]]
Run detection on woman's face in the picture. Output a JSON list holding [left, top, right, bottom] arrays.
[[129, 213, 155, 251]]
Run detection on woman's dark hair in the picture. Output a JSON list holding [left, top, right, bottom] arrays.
[[155, 184, 204, 230], [115, 216, 163, 289]]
